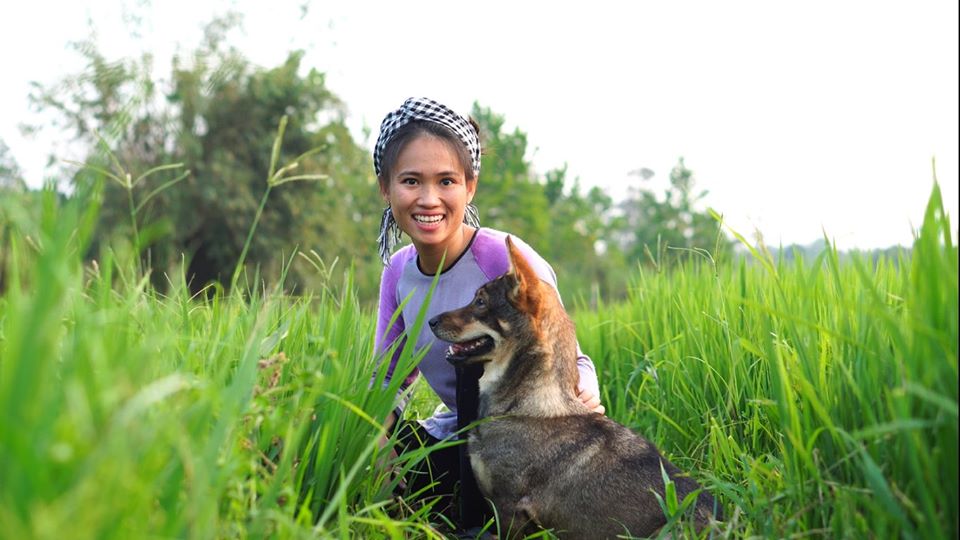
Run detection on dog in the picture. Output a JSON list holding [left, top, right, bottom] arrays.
[[428, 236, 716, 539]]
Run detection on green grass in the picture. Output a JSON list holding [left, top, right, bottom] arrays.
[[0, 185, 442, 539], [0, 182, 955, 539], [575, 183, 957, 538]]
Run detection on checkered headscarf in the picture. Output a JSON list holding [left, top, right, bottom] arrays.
[[373, 97, 481, 178]]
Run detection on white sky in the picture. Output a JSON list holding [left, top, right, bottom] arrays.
[[1, 0, 957, 249]]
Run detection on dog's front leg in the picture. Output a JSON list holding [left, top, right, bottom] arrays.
[[493, 495, 541, 539]]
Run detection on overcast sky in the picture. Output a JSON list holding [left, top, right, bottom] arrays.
[[1, 0, 957, 249]]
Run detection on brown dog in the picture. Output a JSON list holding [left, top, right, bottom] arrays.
[[429, 237, 715, 538]]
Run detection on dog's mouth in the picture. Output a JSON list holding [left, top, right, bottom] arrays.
[[445, 335, 495, 363]]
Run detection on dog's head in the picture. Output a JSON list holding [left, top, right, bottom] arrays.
[[429, 236, 549, 366]]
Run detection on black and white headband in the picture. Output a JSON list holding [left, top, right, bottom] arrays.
[[373, 97, 481, 178]]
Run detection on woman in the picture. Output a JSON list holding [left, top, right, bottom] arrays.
[[373, 97, 603, 528]]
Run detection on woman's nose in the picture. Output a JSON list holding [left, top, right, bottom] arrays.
[[417, 185, 441, 206]]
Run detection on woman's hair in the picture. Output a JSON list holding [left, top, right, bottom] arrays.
[[377, 118, 481, 184]]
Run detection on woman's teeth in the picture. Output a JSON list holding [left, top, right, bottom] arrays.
[[414, 215, 443, 224]]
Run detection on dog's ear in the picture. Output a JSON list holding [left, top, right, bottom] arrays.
[[505, 236, 542, 315]]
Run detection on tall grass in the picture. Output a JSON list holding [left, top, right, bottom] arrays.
[[1, 176, 955, 538], [0, 182, 442, 539], [576, 183, 957, 538]]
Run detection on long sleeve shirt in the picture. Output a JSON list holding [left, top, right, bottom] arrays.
[[374, 227, 600, 440]]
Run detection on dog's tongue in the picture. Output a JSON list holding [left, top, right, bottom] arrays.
[[447, 337, 488, 357], [449, 342, 472, 356]]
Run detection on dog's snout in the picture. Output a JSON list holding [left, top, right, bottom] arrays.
[[428, 316, 440, 329]]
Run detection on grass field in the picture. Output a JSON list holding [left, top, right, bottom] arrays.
[[0, 183, 955, 539], [573, 186, 957, 538]]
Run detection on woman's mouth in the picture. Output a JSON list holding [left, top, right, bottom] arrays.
[[413, 214, 444, 227]]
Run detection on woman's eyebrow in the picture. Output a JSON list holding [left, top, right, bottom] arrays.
[[396, 169, 461, 177]]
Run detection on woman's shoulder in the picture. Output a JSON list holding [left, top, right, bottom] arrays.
[[382, 244, 419, 283], [471, 228, 553, 282]]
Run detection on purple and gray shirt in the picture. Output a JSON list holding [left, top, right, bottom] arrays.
[[374, 227, 600, 440]]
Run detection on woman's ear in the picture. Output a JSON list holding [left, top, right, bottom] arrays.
[[466, 177, 478, 204], [378, 178, 390, 202]]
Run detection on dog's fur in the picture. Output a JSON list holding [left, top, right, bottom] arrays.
[[429, 237, 715, 539]]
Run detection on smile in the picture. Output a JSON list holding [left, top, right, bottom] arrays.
[[413, 214, 444, 224]]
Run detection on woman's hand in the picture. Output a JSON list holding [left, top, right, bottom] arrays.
[[577, 388, 606, 415], [377, 411, 406, 490]]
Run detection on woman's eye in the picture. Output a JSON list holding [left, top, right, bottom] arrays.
[[441, 177, 456, 186], [400, 177, 417, 185]]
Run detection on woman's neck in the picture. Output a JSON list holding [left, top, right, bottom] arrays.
[[416, 225, 476, 275]]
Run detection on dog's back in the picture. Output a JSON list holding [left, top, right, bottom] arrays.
[[470, 412, 714, 538], [431, 237, 715, 538]]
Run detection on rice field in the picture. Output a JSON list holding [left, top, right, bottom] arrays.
[[574, 184, 957, 538], [0, 183, 955, 539]]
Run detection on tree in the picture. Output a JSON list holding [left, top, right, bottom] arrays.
[[470, 104, 551, 243], [540, 167, 630, 303], [25, 17, 732, 305], [470, 105, 628, 303], [0, 139, 26, 193], [28, 19, 382, 298], [615, 158, 731, 268]]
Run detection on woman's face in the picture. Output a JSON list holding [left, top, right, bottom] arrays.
[[380, 134, 477, 257]]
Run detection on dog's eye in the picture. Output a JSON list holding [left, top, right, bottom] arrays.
[[474, 297, 485, 307]]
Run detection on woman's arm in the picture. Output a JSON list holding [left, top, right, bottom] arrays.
[[372, 259, 419, 400]]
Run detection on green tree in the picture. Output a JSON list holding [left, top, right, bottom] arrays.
[[0, 139, 26, 193], [470, 104, 551, 243], [615, 157, 731, 268], [470, 105, 628, 303], [28, 19, 382, 298], [540, 167, 630, 304]]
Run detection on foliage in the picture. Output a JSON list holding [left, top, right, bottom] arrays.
[[0, 183, 440, 539], [614, 157, 733, 268], [0, 139, 26, 193], [470, 104, 551, 242], [24, 22, 742, 307], [470, 105, 631, 304], [575, 183, 957, 538], [10, 22, 954, 536], [470, 105, 733, 305], [28, 22, 383, 300], [2, 178, 954, 538]]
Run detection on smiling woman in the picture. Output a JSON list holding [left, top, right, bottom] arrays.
[[378, 126, 477, 274], [369, 97, 603, 533]]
